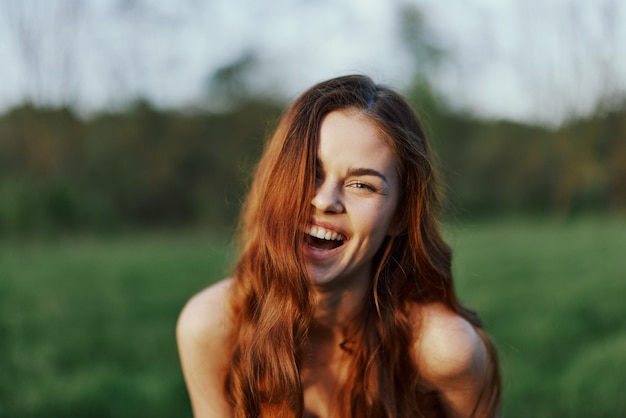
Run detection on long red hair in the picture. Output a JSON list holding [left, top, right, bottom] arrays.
[[226, 75, 500, 417]]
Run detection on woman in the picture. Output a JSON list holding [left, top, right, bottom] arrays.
[[177, 75, 500, 417]]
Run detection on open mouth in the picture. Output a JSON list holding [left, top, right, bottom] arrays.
[[304, 225, 346, 250]]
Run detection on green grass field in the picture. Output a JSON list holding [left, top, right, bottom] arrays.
[[1, 218, 624, 417]]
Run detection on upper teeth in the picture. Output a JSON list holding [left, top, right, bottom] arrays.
[[306, 225, 345, 241]]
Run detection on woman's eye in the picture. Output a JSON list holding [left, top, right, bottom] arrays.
[[315, 171, 323, 187], [348, 181, 377, 192]]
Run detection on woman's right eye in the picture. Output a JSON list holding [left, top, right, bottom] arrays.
[[314, 167, 324, 186]]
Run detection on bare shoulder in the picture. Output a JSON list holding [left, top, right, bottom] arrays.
[[177, 278, 235, 340], [176, 278, 235, 417], [413, 302, 487, 384], [412, 302, 497, 417]]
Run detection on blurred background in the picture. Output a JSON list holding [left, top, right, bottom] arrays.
[[0, 0, 624, 416]]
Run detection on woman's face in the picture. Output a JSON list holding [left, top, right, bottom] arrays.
[[303, 109, 400, 289]]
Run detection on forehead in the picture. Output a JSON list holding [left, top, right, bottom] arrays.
[[318, 110, 396, 172]]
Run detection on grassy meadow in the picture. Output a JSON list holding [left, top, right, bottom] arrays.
[[1, 217, 624, 417]]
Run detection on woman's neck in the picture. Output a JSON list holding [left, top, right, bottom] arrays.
[[309, 275, 370, 343]]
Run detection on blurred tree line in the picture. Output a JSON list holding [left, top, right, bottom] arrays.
[[0, 99, 282, 235], [0, 88, 625, 236], [406, 83, 626, 218]]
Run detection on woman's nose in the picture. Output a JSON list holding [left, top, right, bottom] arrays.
[[312, 180, 344, 213]]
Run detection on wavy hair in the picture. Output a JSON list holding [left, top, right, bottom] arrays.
[[226, 75, 500, 417]]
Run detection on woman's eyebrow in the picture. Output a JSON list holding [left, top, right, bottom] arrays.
[[347, 167, 389, 185]]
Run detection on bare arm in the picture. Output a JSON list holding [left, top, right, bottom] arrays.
[[176, 279, 235, 418], [415, 303, 499, 418]]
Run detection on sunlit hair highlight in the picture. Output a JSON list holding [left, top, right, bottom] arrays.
[[226, 75, 500, 417]]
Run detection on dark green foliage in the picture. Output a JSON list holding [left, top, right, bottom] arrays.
[[0, 95, 625, 235], [0, 100, 282, 235], [409, 98, 626, 219]]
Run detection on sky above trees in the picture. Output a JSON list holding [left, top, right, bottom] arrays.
[[1, 0, 625, 124]]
